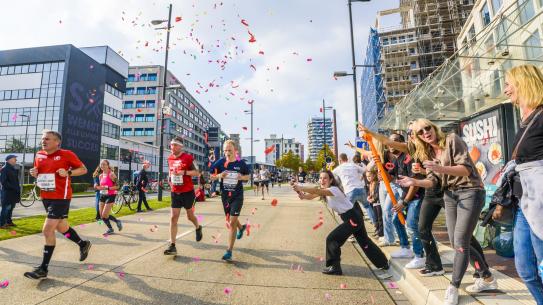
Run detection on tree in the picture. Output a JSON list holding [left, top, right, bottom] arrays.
[[276, 150, 302, 172], [304, 157, 317, 173], [315, 144, 337, 170], [4, 137, 32, 153]]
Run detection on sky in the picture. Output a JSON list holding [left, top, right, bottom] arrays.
[[0, 0, 396, 162]]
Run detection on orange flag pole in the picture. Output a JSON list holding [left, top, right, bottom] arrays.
[[363, 134, 406, 225]]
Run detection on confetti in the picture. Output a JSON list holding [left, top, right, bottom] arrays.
[[316, 256, 324, 262], [340, 283, 347, 289], [87, 264, 94, 270], [224, 287, 233, 295], [250, 64, 256, 71], [349, 219, 358, 227], [196, 215, 203, 222], [241, 19, 249, 26], [117, 271, 125, 279], [271, 198, 278, 206], [324, 293, 332, 300], [474, 261, 480, 270], [312, 222, 323, 230], [307, 58, 313, 62], [234, 270, 243, 277], [193, 256, 201, 263], [457, 247, 464, 253], [9, 231, 16, 236], [79, 224, 86, 228], [386, 281, 399, 289], [64, 233, 71, 238], [0, 279, 9, 289], [175, 16, 182, 22], [248, 30, 256, 43]]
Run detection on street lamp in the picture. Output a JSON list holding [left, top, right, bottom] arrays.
[[244, 105, 254, 186], [153, 3, 173, 202], [18, 114, 30, 185]]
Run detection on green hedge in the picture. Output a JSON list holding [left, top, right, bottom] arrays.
[[22, 183, 91, 194]]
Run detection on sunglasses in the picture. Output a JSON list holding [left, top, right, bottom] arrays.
[[416, 125, 433, 136]]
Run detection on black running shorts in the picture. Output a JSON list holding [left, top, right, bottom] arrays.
[[42, 199, 70, 219], [171, 190, 196, 209]]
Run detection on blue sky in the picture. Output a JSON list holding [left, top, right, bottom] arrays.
[[0, 0, 396, 162]]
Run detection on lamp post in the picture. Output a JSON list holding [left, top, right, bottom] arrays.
[[244, 103, 254, 186], [18, 114, 30, 185], [152, 3, 173, 202]]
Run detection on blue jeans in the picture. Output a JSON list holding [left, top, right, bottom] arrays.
[[346, 188, 376, 224], [0, 202, 12, 226], [394, 198, 424, 257], [514, 208, 543, 303], [379, 181, 403, 244], [95, 191, 100, 217]]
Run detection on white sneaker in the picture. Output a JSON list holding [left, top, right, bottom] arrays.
[[377, 271, 393, 280], [443, 285, 459, 305], [466, 278, 498, 293], [378, 241, 396, 247], [378, 236, 385, 242], [405, 257, 425, 269], [390, 248, 414, 258], [347, 236, 356, 243]]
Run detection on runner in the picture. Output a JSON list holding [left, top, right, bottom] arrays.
[[210, 140, 250, 261], [297, 167, 307, 184], [95, 160, 122, 235], [259, 165, 270, 200], [164, 136, 203, 256], [24, 130, 91, 279], [252, 171, 260, 196], [293, 170, 392, 279]]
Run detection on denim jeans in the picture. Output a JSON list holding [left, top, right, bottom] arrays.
[[0, 201, 11, 226], [346, 188, 376, 224], [379, 181, 403, 244], [394, 198, 424, 257], [514, 208, 543, 304], [95, 191, 100, 217]]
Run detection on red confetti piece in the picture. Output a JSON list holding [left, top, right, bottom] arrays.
[[242, 126, 248, 131], [117, 271, 125, 279], [0, 280, 9, 288], [340, 283, 347, 289], [241, 19, 249, 26], [349, 219, 358, 227], [248, 30, 256, 43], [175, 16, 182, 22], [224, 287, 233, 295], [271, 198, 278, 206], [312, 222, 323, 230], [9, 231, 16, 236], [474, 261, 480, 270], [265, 145, 275, 155]]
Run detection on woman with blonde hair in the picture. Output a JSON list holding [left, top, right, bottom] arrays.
[[502, 64, 543, 303], [397, 119, 496, 305], [96, 160, 122, 235]]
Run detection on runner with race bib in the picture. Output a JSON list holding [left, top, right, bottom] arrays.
[[24, 130, 91, 280], [210, 140, 250, 262]]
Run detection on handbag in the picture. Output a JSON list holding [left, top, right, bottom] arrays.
[[483, 108, 543, 226]]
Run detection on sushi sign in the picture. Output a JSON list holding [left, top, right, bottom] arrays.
[[461, 115, 499, 145]]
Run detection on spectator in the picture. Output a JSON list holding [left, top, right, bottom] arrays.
[[502, 65, 543, 303], [0, 155, 21, 228], [136, 162, 152, 212]]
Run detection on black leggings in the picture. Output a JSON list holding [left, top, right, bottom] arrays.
[[326, 204, 388, 270], [372, 204, 384, 237]]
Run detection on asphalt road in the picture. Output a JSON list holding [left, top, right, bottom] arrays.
[[0, 187, 404, 305]]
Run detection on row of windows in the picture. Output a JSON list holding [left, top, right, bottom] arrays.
[[41, 69, 64, 85], [105, 83, 124, 99], [382, 34, 416, 46], [127, 73, 158, 82], [0, 107, 37, 127], [123, 100, 156, 109], [102, 121, 120, 139], [168, 94, 216, 128], [125, 87, 157, 95], [121, 128, 155, 136], [100, 143, 119, 161], [0, 88, 40, 101], [0, 61, 65, 76], [122, 114, 155, 122], [104, 105, 122, 120]]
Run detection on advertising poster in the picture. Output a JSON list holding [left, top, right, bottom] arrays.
[[459, 107, 506, 199]]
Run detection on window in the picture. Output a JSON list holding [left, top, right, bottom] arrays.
[[100, 143, 119, 160], [136, 100, 146, 108], [147, 87, 157, 94], [128, 74, 136, 82], [134, 128, 144, 136], [524, 30, 543, 60], [105, 83, 124, 99], [468, 25, 477, 42], [481, 3, 491, 26], [104, 105, 122, 119], [144, 128, 154, 136], [136, 87, 146, 95], [135, 114, 145, 122], [147, 73, 158, 81], [491, 0, 503, 14], [122, 115, 132, 122], [410, 61, 417, 69], [146, 100, 156, 108], [519, 0, 535, 24], [122, 128, 133, 136], [102, 121, 120, 139], [126, 88, 134, 95], [145, 114, 155, 122], [123, 101, 134, 109]]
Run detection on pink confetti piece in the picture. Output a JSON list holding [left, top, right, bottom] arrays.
[[316, 256, 324, 262], [196, 215, 203, 222], [457, 247, 464, 253], [224, 287, 233, 295], [340, 283, 347, 289], [251, 208, 257, 215], [386, 281, 399, 289], [474, 261, 480, 270], [117, 271, 125, 279], [79, 224, 86, 229], [324, 293, 332, 300], [87, 264, 94, 270], [64, 233, 71, 238], [349, 219, 358, 227], [9, 231, 16, 236], [0, 279, 9, 288], [193, 256, 201, 263]]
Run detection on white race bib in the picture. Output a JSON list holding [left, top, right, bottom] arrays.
[[298, 176, 303, 182], [223, 171, 239, 187], [37, 174, 56, 191], [100, 189, 108, 195], [171, 174, 184, 185]]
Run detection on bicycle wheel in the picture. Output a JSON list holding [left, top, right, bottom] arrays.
[[112, 196, 124, 214], [19, 189, 37, 207]]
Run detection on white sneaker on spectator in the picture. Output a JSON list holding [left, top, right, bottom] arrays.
[[405, 257, 425, 269], [390, 248, 414, 258], [466, 278, 498, 293], [378, 236, 385, 242], [347, 236, 356, 243], [378, 241, 396, 247], [376, 271, 393, 280], [443, 285, 459, 305]]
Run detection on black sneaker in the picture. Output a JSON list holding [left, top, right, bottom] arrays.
[[195, 226, 203, 242], [164, 244, 177, 255], [116, 220, 123, 231], [322, 265, 343, 275], [79, 241, 92, 262], [419, 267, 445, 277], [24, 266, 48, 280]]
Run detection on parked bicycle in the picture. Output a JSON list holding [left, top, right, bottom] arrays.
[[19, 183, 40, 207], [112, 183, 138, 214]]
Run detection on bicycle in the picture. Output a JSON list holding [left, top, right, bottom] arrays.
[[112, 184, 138, 214], [19, 183, 40, 207]]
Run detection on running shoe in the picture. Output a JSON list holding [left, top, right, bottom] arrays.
[[79, 240, 92, 261], [222, 250, 233, 262], [405, 257, 425, 269], [443, 285, 459, 305], [418, 267, 445, 277], [322, 265, 343, 275], [164, 243, 177, 255], [390, 248, 414, 258], [347, 236, 356, 243], [466, 278, 498, 293], [237, 225, 247, 240], [195, 225, 203, 242], [116, 220, 123, 231], [24, 266, 48, 280], [104, 228, 114, 236], [376, 271, 393, 280]]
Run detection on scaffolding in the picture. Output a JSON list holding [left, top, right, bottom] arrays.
[[360, 28, 385, 130]]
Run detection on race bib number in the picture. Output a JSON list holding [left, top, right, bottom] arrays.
[[100, 189, 108, 195], [223, 171, 239, 188], [171, 174, 184, 185], [37, 174, 55, 191], [298, 176, 304, 182]]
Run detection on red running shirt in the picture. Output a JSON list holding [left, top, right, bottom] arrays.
[[34, 149, 84, 200], [168, 153, 195, 193]]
